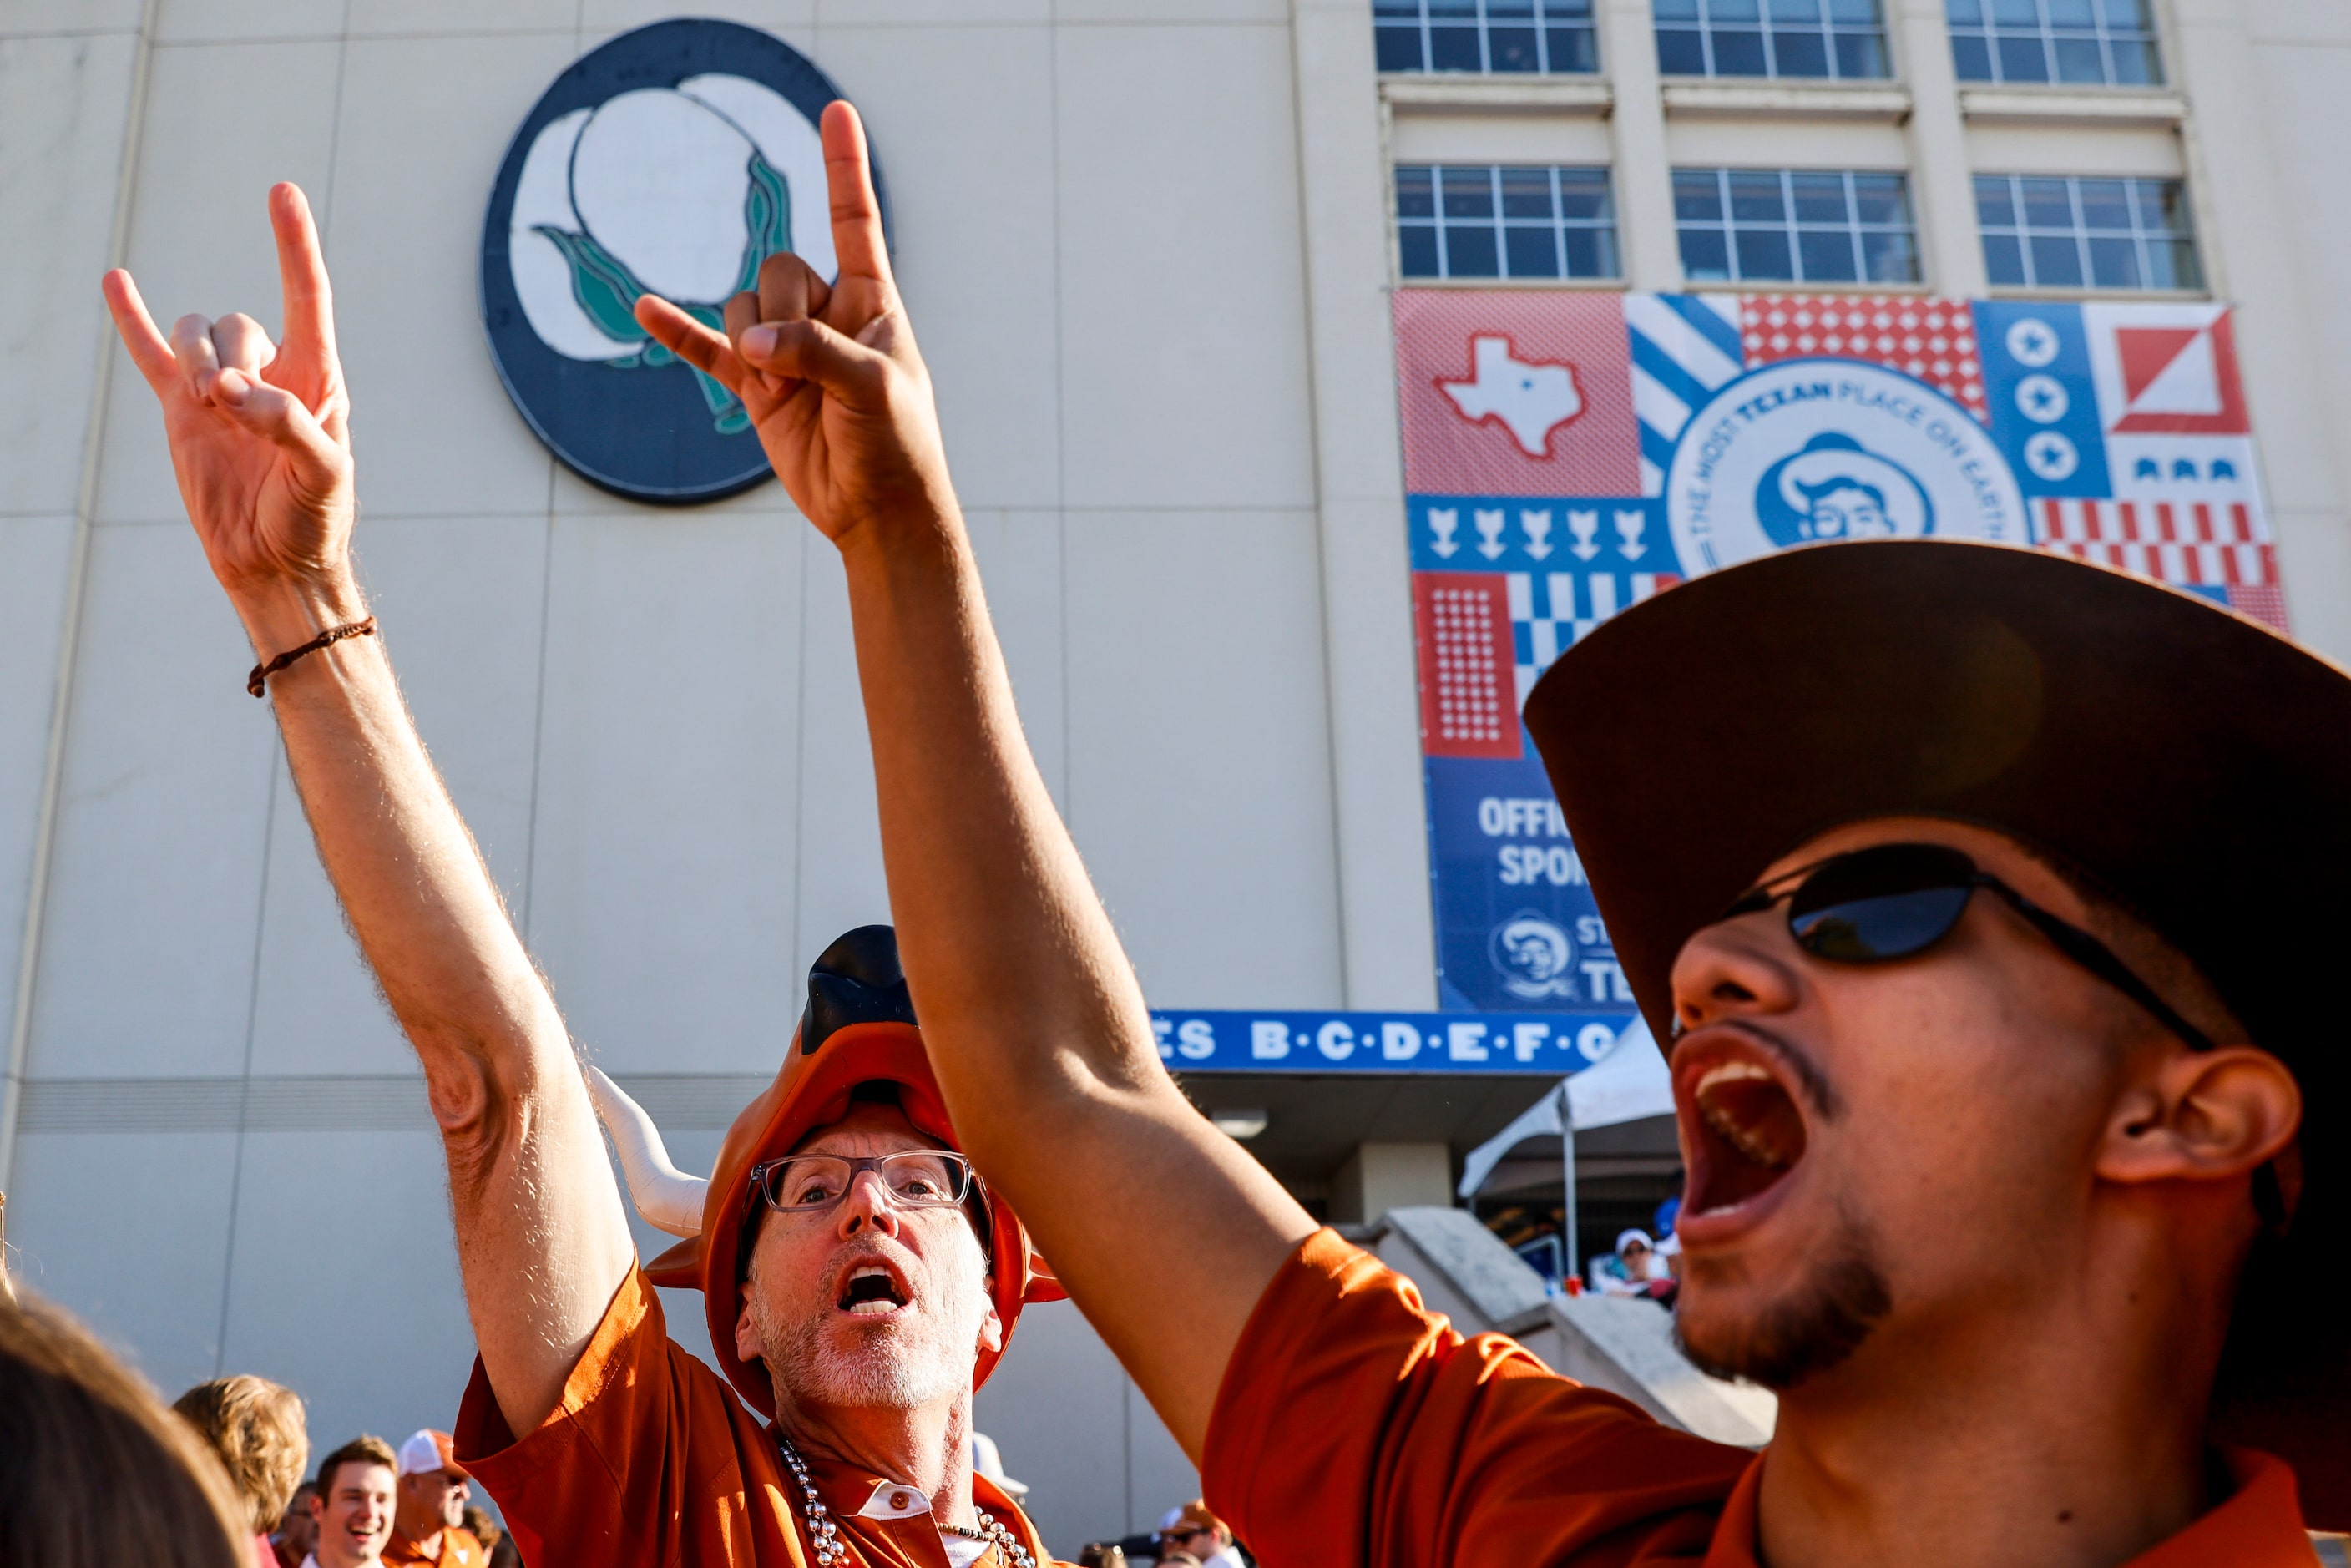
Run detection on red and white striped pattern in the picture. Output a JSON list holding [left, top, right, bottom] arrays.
[[2037, 498, 2274, 588]]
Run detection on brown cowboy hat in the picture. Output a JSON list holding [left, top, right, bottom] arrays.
[[585, 926, 1064, 1419], [1523, 539, 2349, 1525]]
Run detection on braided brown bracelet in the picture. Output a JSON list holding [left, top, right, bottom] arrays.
[[247, 616, 377, 697]]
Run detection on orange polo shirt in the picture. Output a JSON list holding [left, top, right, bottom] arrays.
[[452, 1267, 1055, 1568], [380, 1525, 484, 1568], [1203, 1230, 2319, 1566]]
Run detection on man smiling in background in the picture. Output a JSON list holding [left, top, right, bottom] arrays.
[[305, 1439, 397, 1568]]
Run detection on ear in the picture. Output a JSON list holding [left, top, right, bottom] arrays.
[[2096, 1044, 2302, 1187], [978, 1295, 1004, 1355], [735, 1272, 764, 1364]]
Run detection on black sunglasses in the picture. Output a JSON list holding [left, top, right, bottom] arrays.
[[1720, 842, 2214, 1054]]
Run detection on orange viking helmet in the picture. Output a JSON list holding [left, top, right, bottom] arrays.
[[583, 926, 1063, 1419]]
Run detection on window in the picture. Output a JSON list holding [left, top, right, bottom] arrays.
[[1374, 0, 1599, 74], [1397, 165, 1620, 280], [1975, 175, 2201, 291], [1655, 0, 1889, 79], [1947, 0, 2161, 86], [1675, 169, 1919, 285]]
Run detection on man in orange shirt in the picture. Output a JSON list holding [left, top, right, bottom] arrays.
[[101, 164, 1059, 1568], [381, 1432, 482, 1568], [624, 106, 2340, 1566], [453, 925, 1062, 1566]]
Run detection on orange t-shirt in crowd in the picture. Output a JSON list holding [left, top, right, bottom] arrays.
[[1202, 1230, 2320, 1567], [380, 1525, 486, 1568], [453, 1266, 1055, 1568]]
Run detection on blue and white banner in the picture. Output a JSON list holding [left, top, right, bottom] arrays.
[[1397, 288, 2287, 1015], [1148, 1009, 1629, 1074]]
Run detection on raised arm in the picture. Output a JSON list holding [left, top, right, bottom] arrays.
[[637, 105, 1317, 1457], [102, 185, 631, 1435]]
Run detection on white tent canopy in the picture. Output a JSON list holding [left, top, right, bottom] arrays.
[[1457, 1014, 1674, 1201]]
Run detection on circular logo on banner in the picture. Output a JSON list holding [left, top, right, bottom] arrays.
[[1663, 360, 2028, 575], [1489, 913, 1578, 1001], [479, 20, 888, 504]]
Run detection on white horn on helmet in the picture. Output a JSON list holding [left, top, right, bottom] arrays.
[[583, 1065, 709, 1237]]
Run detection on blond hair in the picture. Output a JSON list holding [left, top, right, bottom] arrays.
[[0, 1291, 249, 1567], [173, 1375, 310, 1534]]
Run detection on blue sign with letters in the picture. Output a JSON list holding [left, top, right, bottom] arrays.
[[1148, 1009, 1626, 1074]]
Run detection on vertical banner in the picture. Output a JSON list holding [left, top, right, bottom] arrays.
[[1396, 290, 2285, 1012]]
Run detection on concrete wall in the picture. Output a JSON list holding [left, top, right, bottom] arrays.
[[1330, 1137, 1450, 1222]]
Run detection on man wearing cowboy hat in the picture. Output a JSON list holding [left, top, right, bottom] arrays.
[[616, 108, 2347, 1566], [100, 167, 1059, 1568], [483, 924, 1062, 1568]]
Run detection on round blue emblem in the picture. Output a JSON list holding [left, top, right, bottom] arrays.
[[478, 19, 889, 504]]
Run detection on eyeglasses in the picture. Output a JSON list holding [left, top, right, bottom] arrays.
[[1720, 842, 2214, 1054], [748, 1150, 980, 1214]]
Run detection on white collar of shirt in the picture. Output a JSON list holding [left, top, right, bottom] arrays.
[[941, 1536, 991, 1568], [852, 1480, 933, 1520]]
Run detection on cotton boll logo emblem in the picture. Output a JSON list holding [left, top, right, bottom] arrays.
[[516, 87, 796, 434], [480, 20, 888, 503]]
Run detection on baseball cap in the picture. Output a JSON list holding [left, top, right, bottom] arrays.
[[396, 1429, 464, 1480]]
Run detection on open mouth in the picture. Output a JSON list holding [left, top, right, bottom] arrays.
[[837, 1263, 910, 1316], [1682, 1050, 1809, 1217]]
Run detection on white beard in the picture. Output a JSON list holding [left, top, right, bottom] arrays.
[[753, 1240, 986, 1412]]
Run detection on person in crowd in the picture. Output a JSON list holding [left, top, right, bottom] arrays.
[[274, 1482, 320, 1568], [307, 1438, 397, 1568], [972, 1431, 1031, 1509], [1154, 1500, 1244, 1568], [173, 1374, 310, 1568], [0, 1287, 250, 1567], [619, 100, 2343, 1560], [462, 1507, 520, 1568], [382, 1431, 482, 1568], [457, 1507, 497, 1561], [1588, 1228, 1659, 1297], [101, 180, 1060, 1566], [1074, 1545, 1124, 1568]]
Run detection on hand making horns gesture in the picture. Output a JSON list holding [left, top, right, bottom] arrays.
[[634, 99, 955, 544], [100, 184, 356, 618]]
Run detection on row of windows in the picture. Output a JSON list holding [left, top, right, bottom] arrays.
[[1974, 174, 2200, 291], [1654, 0, 1890, 83], [1375, 0, 2162, 86], [1395, 163, 2202, 292], [1675, 168, 1917, 285], [1394, 165, 1620, 280], [1372, 0, 1599, 75]]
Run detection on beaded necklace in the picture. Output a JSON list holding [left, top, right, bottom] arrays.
[[773, 1432, 1037, 1568]]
